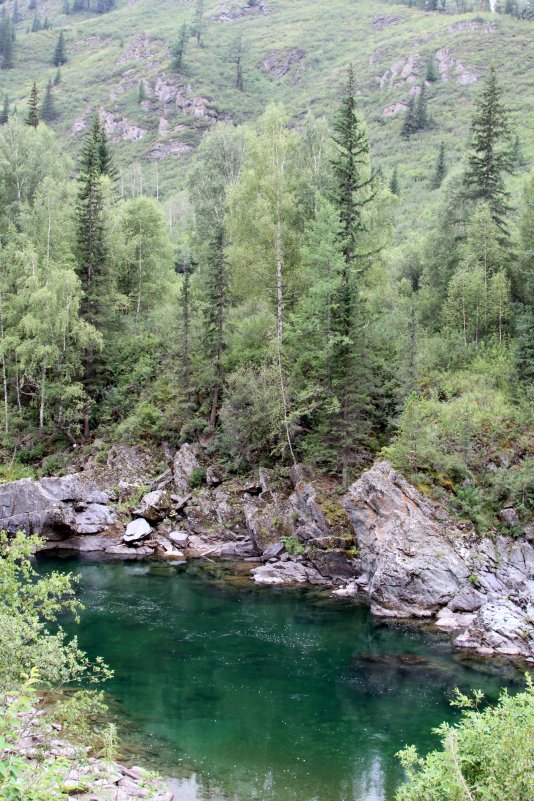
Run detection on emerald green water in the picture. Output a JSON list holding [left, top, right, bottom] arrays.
[[38, 556, 522, 801]]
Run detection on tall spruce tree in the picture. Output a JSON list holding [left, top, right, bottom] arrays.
[[0, 95, 8, 125], [432, 141, 447, 189], [330, 66, 378, 483], [415, 81, 428, 130], [52, 30, 66, 66], [172, 23, 188, 70], [31, 14, 41, 32], [54, 68, 61, 85], [1, 19, 14, 69], [401, 95, 417, 139], [389, 165, 400, 196], [26, 82, 39, 127], [464, 66, 512, 236], [75, 115, 110, 436], [40, 79, 58, 122]]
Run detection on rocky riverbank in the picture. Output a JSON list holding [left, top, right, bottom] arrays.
[[6, 700, 173, 801], [1, 444, 533, 663]]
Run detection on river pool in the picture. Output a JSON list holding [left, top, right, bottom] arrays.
[[37, 556, 522, 801]]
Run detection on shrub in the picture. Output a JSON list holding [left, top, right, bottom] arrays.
[[396, 678, 534, 801]]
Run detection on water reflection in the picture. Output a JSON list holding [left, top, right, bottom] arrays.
[[38, 556, 523, 801]]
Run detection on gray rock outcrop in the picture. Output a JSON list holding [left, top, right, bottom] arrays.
[[343, 462, 471, 617], [343, 461, 534, 662]]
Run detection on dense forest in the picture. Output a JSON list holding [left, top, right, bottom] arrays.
[[0, 57, 532, 534]]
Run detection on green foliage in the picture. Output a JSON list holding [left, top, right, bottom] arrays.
[[188, 466, 206, 488], [280, 535, 305, 556], [396, 678, 534, 801]]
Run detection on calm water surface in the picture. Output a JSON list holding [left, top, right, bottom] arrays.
[[38, 556, 522, 801]]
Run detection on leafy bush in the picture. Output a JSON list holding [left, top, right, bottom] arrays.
[[188, 467, 206, 488], [396, 679, 534, 801]]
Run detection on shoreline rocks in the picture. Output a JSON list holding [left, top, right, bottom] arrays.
[[2, 450, 532, 663]]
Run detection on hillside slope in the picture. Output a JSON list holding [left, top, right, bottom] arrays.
[[1, 0, 533, 210]]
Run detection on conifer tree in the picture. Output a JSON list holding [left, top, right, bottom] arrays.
[[52, 30, 66, 66], [464, 67, 512, 236], [172, 23, 188, 70], [330, 66, 379, 483], [26, 82, 39, 127], [0, 95, 8, 125], [54, 68, 61, 85], [31, 14, 41, 32], [75, 115, 110, 436], [432, 141, 447, 189], [231, 35, 244, 90], [401, 95, 417, 139], [192, 0, 204, 47], [12, 0, 22, 23], [137, 80, 145, 103], [43, 17, 50, 29], [415, 82, 428, 130], [1, 20, 14, 69], [426, 54, 439, 82], [40, 78, 58, 122], [389, 165, 399, 196]]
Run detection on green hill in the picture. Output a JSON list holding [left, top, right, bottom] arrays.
[[1, 0, 533, 209]]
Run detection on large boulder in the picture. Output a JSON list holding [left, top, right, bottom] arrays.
[[40, 474, 109, 505], [0, 478, 75, 539], [123, 518, 152, 543], [132, 489, 174, 522], [343, 462, 471, 617], [72, 503, 117, 534]]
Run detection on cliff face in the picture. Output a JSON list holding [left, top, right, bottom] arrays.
[[1, 452, 532, 662]]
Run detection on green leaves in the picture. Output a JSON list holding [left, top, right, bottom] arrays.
[[396, 679, 534, 801]]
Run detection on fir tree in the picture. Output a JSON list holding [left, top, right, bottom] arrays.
[[330, 66, 379, 483], [31, 14, 41, 32], [415, 82, 428, 130], [52, 30, 66, 66], [431, 141, 447, 189], [426, 54, 439, 82], [464, 67, 512, 236], [75, 116, 110, 436], [172, 23, 188, 70], [43, 17, 50, 29], [54, 68, 61, 85], [231, 35, 244, 90], [1, 19, 14, 70], [389, 165, 400, 196], [192, 0, 204, 46], [511, 134, 526, 170], [0, 94, 8, 125], [95, 117, 117, 180], [26, 82, 39, 127], [40, 79, 58, 122], [137, 80, 145, 103], [401, 95, 417, 139]]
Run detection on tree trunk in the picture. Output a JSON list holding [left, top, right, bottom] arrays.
[[275, 210, 296, 465], [39, 367, 46, 429]]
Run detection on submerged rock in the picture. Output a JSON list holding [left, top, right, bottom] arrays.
[[251, 560, 327, 586]]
